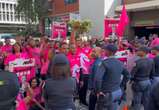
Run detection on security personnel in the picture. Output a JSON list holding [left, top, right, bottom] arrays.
[[131, 46, 154, 110], [0, 69, 20, 110], [88, 47, 102, 110], [95, 44, 130, 110], [151, 45, 159, 86], [146, 82, 159, 110]]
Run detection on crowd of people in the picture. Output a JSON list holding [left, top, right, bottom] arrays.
[[0, 34, 159, 110]]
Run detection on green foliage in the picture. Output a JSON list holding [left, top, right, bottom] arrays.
[[16, 0, 48, 24], [68, 20, 92, 34], [16, 0, 49, 36]]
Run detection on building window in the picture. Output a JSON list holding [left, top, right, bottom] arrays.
[[7, 12, 9, 21], [3, 12, 5, 21], [2, 3, 5, 10], [64, 0, 77, 4], [10, 12, 13, 21], [6, 4, 9, 11]]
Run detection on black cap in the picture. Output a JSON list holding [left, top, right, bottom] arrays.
[[52, 54, 69, 65], [152, 45, 159, 51], [102, 44, 118, 53], [137, 46, 150, 53]]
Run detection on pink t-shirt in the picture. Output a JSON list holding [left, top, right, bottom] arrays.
[[80, 47, 92, 75], [67, 52, 81, 82], [148, 53, 155, 59], [1, 44, 12, 53], [40, 47, 50, 75], [34, 47, 41, 68], [27, 87, 42, 107], [4, 53, 28, 66], [150, 38, 159, 47], [4, 53, 35, 82]]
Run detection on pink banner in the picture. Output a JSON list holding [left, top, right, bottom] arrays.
[[52, 22, 67, 39]]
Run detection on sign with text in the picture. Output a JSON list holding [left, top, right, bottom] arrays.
[[9, 58, 35, 83], [52, 22, 67, 39]]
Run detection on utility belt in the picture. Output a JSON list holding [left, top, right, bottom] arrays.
[[152, 76, 159, 81], [132, 79, 151, 91], [98, 88, 122, 105]]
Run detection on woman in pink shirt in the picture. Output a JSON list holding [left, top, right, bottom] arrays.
[[27, 77, 44, 110], [4, 43, 28, 71]]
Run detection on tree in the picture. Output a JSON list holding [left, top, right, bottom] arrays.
[[16, 0, 49, 36], [68, 20, 92, 35]]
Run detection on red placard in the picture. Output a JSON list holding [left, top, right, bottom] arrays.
[[52, 22, 67, 39]]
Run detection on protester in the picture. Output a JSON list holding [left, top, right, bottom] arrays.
[[4, 43, 28, 71], [131, 46, 154, 110], [40, 38, 50, 80], [44, 54, 76, 110], [79, 41, 92, 106], [1, 38, 12, 54], [27, 78, 44, 110], [95, 44, 130, 110], [67, 43, 81, 82], [1, 32, 159, 110], [60, 42, 69, 55]]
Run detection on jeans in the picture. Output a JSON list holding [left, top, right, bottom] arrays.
[[132, 80, 151, 110], [96, 89, 122, 110], [152, 76, 159, 87]]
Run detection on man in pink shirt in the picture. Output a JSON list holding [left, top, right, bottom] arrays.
[[67, 43, 81, 81]]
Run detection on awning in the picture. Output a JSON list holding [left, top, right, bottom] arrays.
[[116, 0, 159, 12]]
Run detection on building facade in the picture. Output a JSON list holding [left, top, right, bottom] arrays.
[[79, 0, 121, 37], [0, 0, 26, 33], [116, 0, 159, 40], [44, 0, 79, 36]]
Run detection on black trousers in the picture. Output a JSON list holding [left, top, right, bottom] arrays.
[[79, 74, 89, 105], [89, 91, 97, 110]]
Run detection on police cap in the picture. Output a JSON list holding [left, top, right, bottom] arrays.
[[103, 44, 118, 53], [137, 46, 150, 53]]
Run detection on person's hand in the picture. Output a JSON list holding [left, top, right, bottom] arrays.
[[97, 92, 105, 98], [24, 82, 30, 90]]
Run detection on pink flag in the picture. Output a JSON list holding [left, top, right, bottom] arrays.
[[116, 4, 129, 37]]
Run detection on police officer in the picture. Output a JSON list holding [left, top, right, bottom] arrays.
[[131, 46, 154, 110], [88, 47, 102, 110], [95, 44, 130, 110], [151, 45, 159, 86], [0, 69, 20, 110], [146, 82, 159, 110]]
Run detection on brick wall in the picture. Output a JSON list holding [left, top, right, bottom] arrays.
[[51, 0, 79, 16]]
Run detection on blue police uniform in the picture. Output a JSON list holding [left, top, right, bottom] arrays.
[[0, 69, 20, 110], [152, 55, 159, 86], [146, 82, 159, 110], [88, 57, 102, 110], [131, 57, 155, 110], [95, 57, 130, 110]]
